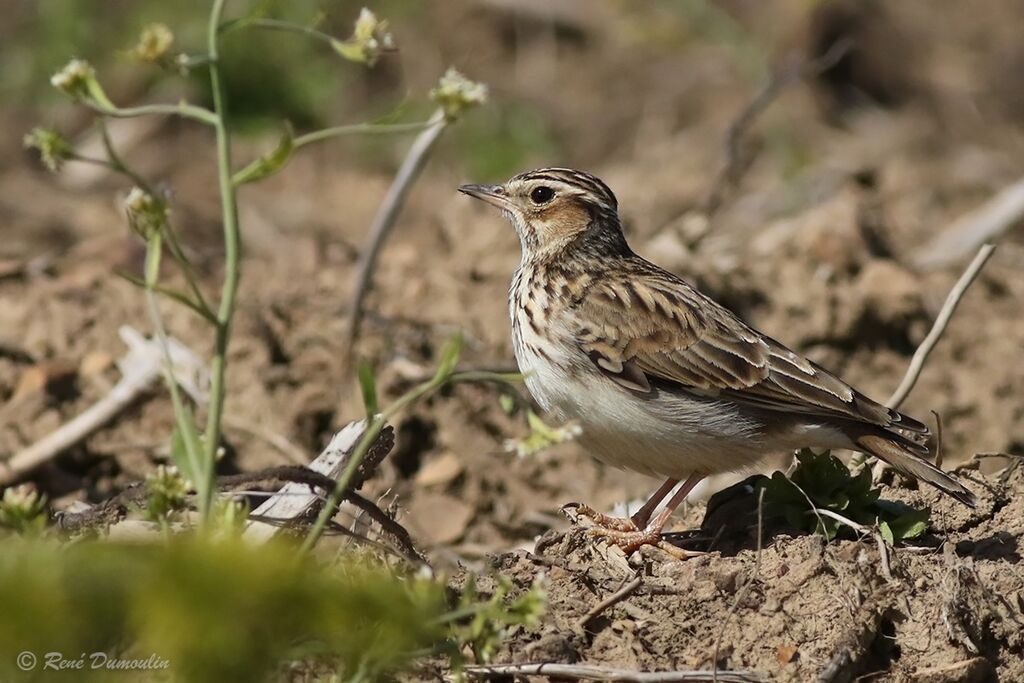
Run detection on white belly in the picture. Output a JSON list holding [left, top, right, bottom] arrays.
[[512, 319, 772, 479]]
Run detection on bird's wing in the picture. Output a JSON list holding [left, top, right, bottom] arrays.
[[570, 262, 927, 434]]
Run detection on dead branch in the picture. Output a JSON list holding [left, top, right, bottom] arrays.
[[243, 420, 397, 543], [915, 176, 1024, 270], [57, 424, 422, 562], [344, 490, 426, 564], [575, 574, 643, 632], [463, 662, 763, 682], [0, 326, 205, 486], [342, 110, 448, 372], [886, 244, 997, 410]]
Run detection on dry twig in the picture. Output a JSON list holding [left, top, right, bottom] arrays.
[[243, 420, 396, 543], [463, 663, 763, 682], [703, 39, 851, 217], [342, 109, 448, 371], [0, 326, 205, 486], [575, 574, 644, 632], [886, 244, 997, 410], [859, 243, 996, 478]]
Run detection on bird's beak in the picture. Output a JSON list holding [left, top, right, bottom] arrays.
[[458, 183, 511, 210]]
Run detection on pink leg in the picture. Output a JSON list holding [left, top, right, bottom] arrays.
[[630, 477, 679, 528], [641, 472, 704, 534]]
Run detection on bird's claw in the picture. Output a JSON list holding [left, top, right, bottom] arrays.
[[569, 503, 638, 532], [586, 526, 703, 560]]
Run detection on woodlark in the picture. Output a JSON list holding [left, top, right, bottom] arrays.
[[459, 168, 975, 555]]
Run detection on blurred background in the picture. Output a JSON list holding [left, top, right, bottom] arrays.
[[1, 0, 1022, 562]]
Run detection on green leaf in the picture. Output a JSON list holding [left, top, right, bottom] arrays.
[[169, 407, 203, 488], [330, 37, 366, 63], [232, 122, 295, 186], [879, 521, 894, 546], [875, 501, 930, 543], [433, 333, 463, 381], [498, 393, 516, 414], [114, 271, 213, 322], [357, 362, 379, 419]]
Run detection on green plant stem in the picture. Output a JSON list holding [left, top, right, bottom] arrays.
[[162, 226, 216, 320], [239, 17, 339, 48], [143, 237, 204, 486], [231, 120, 435, 187], [200, 0, 242, 520], [98, 119, 153, 190], [299, 368, 506, 553], [293, 120, 435, 148], [85, 101, 218, 126], [116, 271, 216, 323]]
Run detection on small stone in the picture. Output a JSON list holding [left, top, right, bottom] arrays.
[[404, 493, 474, 545], [414, 452, 464, 487], [80, 351, 113, 378], [776, 644, 799, 664]]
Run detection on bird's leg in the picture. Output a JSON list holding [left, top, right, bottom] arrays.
[[630, 477, 679, 528], [572, 477, 679, 532], [587, 473, 705, 559]]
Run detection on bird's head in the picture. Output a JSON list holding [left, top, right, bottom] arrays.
[[459, 168, 628, 261]]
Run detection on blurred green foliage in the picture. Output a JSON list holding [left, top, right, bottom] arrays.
[[7, 0, 556, 178], [0, 537, 447, 682], [448, 574, 546, 668]]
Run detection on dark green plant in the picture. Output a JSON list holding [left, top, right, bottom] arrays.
[[759, 450, 930, 543]]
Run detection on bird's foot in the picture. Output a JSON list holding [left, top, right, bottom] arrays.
[[586, 525, 703, 560], [568, 502, 638, 532], [564, 502, 702, 560]]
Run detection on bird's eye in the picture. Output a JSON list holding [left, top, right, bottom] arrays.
[[530, 186, 554, 204]]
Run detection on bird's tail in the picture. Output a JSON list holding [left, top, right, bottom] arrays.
[[855, 432, 977, 507]]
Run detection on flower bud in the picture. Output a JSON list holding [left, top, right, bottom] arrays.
[[430, 68, 488, 121], [129, 22, 175, 64], [124, 187, 170, 241], [0, 485, 47, 534], [144, 465, 190, 522], [50, 58, 96, 98], [332, 8, 395, 66], [23, 127, 73, 172]]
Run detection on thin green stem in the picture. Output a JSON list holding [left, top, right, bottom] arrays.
[[293, 120, 435, 149], [200, 0, 242, 520], [238, 17, 339, 48], [85, 101, 218, 126], [300, 372, 450, 553], [116, 270, 217, 324], [98, 120, 153, 190], [143, 237, 203, 485], [299, 368, 515, 553], [162, 226, 216, 320]]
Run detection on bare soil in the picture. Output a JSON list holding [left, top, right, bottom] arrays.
[[2, 1, 1023, 680]]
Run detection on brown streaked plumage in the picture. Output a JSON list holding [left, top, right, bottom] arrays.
[[459, 168, 975, 557]]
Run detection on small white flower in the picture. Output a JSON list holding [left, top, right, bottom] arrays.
[[50, 58, 95, 97], [430, 68, 488, 120]]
